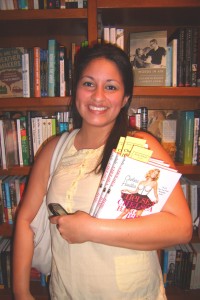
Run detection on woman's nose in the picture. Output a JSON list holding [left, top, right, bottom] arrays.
[[92, 86, 105, 102]]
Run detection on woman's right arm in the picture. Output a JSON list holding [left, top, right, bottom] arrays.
[[12, 136, 59, 300]]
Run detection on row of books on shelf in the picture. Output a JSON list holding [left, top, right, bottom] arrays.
[[0, 0, 87, 10], [180, 176, 200, 229], [0, 174, 28, 224], [102, 27, 200, 87], [128, 108, 200, 165], [0, 39, 86, 98], [0, 237, 48, 289], [0, 110, 73, 169], [162, 242, 200, 290]]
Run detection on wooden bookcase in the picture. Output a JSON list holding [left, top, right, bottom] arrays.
[[0, 0, 200, 299]]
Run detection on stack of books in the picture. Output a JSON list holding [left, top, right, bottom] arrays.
[[90, 135, 181, 219]]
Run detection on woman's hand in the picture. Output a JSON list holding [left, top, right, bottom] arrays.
[[50, 211, 94, 244]]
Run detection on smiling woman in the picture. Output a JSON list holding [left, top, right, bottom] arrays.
[[13, 44, 192, 300]]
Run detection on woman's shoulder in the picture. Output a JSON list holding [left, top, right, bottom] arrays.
[[129, 130, 175, 166], [128, 130, 157, 143]]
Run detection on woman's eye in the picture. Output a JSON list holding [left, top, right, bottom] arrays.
[[83, 81, 94, 87], [106, 85, 117, 91]]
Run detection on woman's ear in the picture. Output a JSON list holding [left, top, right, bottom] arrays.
[[122, 96, 131, 108]]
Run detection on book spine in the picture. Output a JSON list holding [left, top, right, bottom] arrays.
[[0, 177, 7, 224], [47, 0, 55, 8], [33, 0, 39, 9], [35, 116, 43, 153], [184, 28, 192, 87], [192, 113, 200, 165], [31, 117, 38, 156], [94, 154, 124, 217], [190, 183, 198, 227], [90, 150, 117, 216], [109, 27, 116, 45], [41, 49, 48, 97], [20, 116, 30, 166], [197, 29, 200, 87], [183, 111, 194, 164], [166, 46, 172, 86], [27, 111, 34, 165], [46, 118, 53, 140], [116, 28, 124, 50], [22, 52, 30, 97], [34, 47, 41, 97], [59, 45, 66, 97], [0, 120, 7, 169], [177, 29, 185, 87], [66, 58, 72, 96], [9, 177, 17, 221], [16, 119, 24, 166], [28, 48, 34, 98], [168, 39, 178, 87], [162, 248, 169, 287], [103, 27, 110, 43], [1, 179, 8, 223], [48, 39, 57, 97], [4, 179, 13, 225], [191, 28, 198, 87], [10, 119, 19, 166]]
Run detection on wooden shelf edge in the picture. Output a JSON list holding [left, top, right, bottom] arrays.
[[133, 87, 200, 97], [0, 97, 70, 110], [175, 164, 200, 175], [0, 165, 31, 176], [0, 9, 87, 21], [97, 0, 200, 9], [0, 223, 13, 237]]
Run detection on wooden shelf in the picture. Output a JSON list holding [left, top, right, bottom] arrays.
[[97, 0, 200, 8], [0, 223, 13, 237], [0, 281, 49, 300], [0, 8, 87, 20], [0, 97, 70, 111], [134, 87, 200, 97], [166, 287, 200, 300]]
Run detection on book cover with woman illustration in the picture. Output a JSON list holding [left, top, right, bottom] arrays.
[[94, 156, 181, 219]]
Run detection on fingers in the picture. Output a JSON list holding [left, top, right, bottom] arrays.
[[49, 215, 60, 224]]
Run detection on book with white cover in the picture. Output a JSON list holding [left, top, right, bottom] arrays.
[[167, 39, 177, 87], [94, 156, 181, 219]]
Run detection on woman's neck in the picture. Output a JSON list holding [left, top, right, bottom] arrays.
[[74, 126, 110, 150]]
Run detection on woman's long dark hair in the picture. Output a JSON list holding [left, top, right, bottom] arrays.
[[71, 43, 134, 174]]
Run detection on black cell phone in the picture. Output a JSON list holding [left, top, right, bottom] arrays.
[[48, 203, 69, 216]]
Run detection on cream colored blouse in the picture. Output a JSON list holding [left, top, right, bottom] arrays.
[[47, 130, 167, 300]]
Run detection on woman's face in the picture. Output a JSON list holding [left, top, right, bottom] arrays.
[[150, 170, 159, 179], [75, 58, 128, 130]]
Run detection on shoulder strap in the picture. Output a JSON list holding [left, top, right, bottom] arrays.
[[50, 129, 79, 175]]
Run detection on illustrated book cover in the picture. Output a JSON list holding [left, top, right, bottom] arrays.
[[91, 136, 181, 219], [0, 47, 24, 98], [147, 109, 178, 160], [129, 30, 167, 86]]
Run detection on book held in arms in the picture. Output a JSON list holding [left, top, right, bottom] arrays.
[[129, 30, 167, 86], [0, 47, 24, 97], [90, 136, 181, 219]]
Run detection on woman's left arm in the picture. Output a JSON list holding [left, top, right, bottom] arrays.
[[50, 132, 192, 250]]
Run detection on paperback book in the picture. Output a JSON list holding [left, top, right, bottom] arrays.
[[0, 47, 24, 97], [129, 30, 167, 86], [90, 136, 181, 219]]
